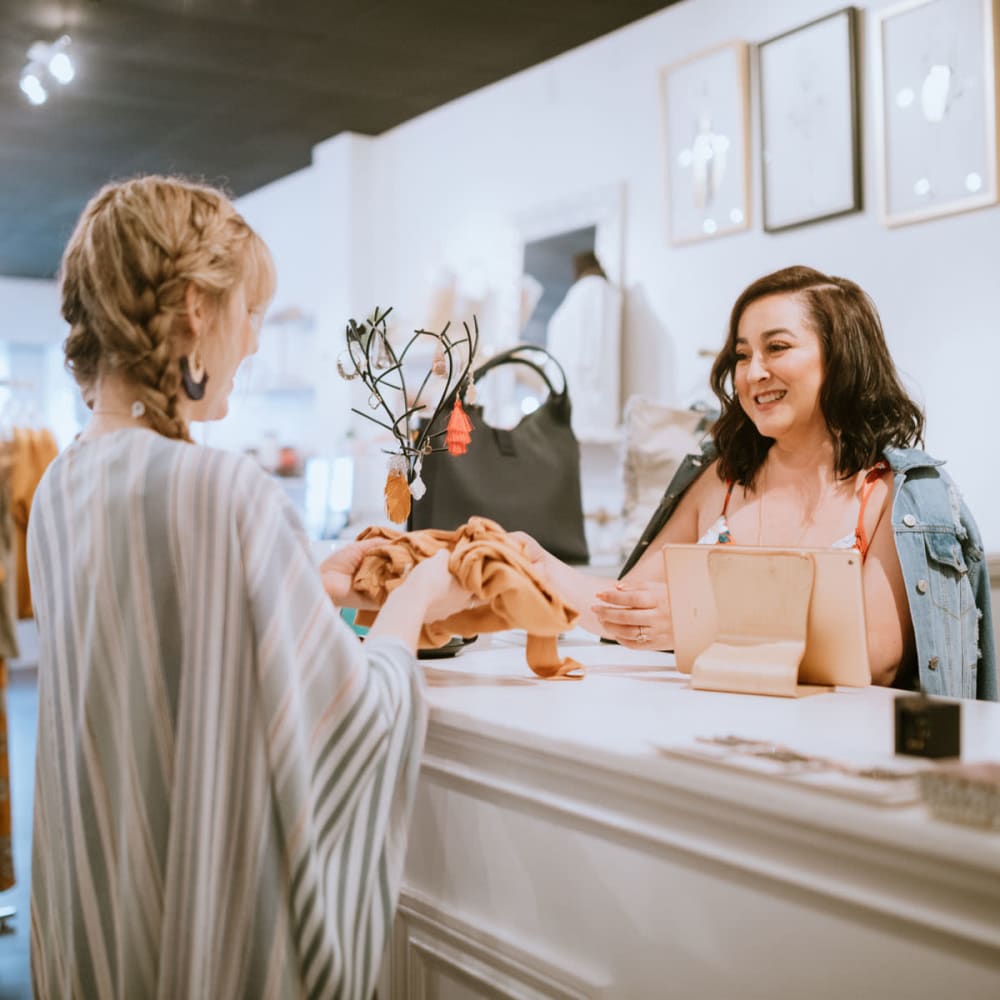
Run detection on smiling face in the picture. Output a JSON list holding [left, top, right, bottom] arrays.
[[733, 292, 828, 446]]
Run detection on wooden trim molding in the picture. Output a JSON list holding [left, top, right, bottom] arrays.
[[390, 890, 608, 999], [418, 715, 1000, 959]]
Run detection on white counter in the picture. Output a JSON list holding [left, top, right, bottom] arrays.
[[385, 631, 1000, 1000]]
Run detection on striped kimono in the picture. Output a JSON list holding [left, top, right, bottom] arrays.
[[27, 428, 426, 999]]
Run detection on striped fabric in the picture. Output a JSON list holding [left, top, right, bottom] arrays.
[[28, 428, 426, 1000]]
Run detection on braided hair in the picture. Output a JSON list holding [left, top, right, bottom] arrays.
[[61, 175, 275, 440]]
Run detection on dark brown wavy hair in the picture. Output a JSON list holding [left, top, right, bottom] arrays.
[[709, 266, 924, 487]]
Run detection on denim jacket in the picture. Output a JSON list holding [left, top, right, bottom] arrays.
[[620, 443, 997, 701]]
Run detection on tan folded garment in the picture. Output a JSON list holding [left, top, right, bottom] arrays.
[[352, 516, 583, 679]]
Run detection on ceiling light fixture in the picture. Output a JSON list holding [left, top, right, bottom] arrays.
[[19, 34, 75, 106], [19, 66, 48, 105]]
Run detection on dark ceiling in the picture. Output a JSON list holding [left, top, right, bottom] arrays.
[[0, 0, 679, 279]]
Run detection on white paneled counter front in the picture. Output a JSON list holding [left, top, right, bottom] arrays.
[[385, 631, 1000, 1000]]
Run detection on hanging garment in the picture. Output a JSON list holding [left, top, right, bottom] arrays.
[[11, 427, 58, 619], [0, 460, 18, 892], [353, 516, 583, 678], [29, 428, 426, 1000], [545, 273, 622, 439]]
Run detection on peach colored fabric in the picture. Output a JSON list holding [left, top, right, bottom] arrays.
[[352, 517, 583, 679]]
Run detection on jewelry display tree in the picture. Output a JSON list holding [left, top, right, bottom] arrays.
[[337, 307, 479, 522]]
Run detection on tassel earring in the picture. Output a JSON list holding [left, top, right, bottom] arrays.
[[180, 351, 209, 401], [446, 397, 472, 455], [384, 455, 411, 523]]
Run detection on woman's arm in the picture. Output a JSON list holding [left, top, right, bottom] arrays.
[[321, 540, 472, 651], [510, 532, 615, 634], [862, 501, 915, 686], [517, 463, 715, 647], [366, 550, 471, 651], [590, 475, 707, 649]]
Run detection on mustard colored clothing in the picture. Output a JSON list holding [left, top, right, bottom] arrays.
[[11, 427, 58, 618], [354, 516, 582, 678]]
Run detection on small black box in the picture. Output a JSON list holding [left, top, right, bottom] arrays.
[[894, 694, 961, 759]]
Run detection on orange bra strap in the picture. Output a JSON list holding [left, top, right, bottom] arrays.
[[855, 460, 890, 559], [721, 480, 736, 516]]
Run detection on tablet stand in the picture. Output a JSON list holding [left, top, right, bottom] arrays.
[[691, 550, 831, 698]]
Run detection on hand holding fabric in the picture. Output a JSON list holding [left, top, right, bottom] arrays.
[[508, 530, 550, 579], [319, 537, 387, 608], [404, 549, 472, 623], [351, 517, 583, 678]]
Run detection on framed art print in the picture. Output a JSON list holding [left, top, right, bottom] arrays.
[[660, 42, 751, 244], [875, 0, 1000, 225], [759, 7, 862, 232]]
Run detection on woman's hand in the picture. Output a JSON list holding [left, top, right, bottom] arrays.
[[509, 531, 550, 579], [404, 550, 474, 623], [319, 538, 384, 608], [366, 550, 474, 651], [592, 581, 673, 651]]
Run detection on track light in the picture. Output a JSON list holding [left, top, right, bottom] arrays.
[[19, 67, 47, 105], [49, 49, 75, 85], [19, 34, 75, 105]]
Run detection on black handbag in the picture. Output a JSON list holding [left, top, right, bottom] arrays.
[[409, 344, 590, 564]]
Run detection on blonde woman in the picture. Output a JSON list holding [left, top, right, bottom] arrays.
[[28, 176, 469, 999]]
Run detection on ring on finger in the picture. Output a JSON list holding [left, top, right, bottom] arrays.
[[636, 625, 649, 644]]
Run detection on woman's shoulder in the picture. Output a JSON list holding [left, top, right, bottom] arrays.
[[880, 446, 982, 535], [673, 454, 727, 521], [881, 445, 945, 474], [132, 435, 285, 521]]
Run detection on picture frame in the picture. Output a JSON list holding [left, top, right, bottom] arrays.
[[875, 0, 1000, 226], [660, 41, 751, 245], [758, 7, 862, 232]]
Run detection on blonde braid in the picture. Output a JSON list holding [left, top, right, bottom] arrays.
[[61, 175, 274, 441]]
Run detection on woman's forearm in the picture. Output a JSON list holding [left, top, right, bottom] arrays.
[[541, 553, 616, 635], [365, 583, 433, 653]]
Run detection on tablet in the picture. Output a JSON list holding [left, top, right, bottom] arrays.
[[662, 544, 871, 690]]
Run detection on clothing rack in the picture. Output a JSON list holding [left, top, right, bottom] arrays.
[[0, 411, 54, 925]]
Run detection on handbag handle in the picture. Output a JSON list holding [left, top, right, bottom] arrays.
[[470, 344, 568, 399]]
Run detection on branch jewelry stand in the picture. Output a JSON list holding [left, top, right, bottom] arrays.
[[337, 307, 479, 521]]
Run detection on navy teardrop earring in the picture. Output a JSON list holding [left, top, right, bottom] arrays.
[[179, 351, 208, 401]]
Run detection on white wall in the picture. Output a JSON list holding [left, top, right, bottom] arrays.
[[10, 1, 994, 548], [0, 276, 81, 447], [337, 0, 999, 549], [0, 277, 62, 344]]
